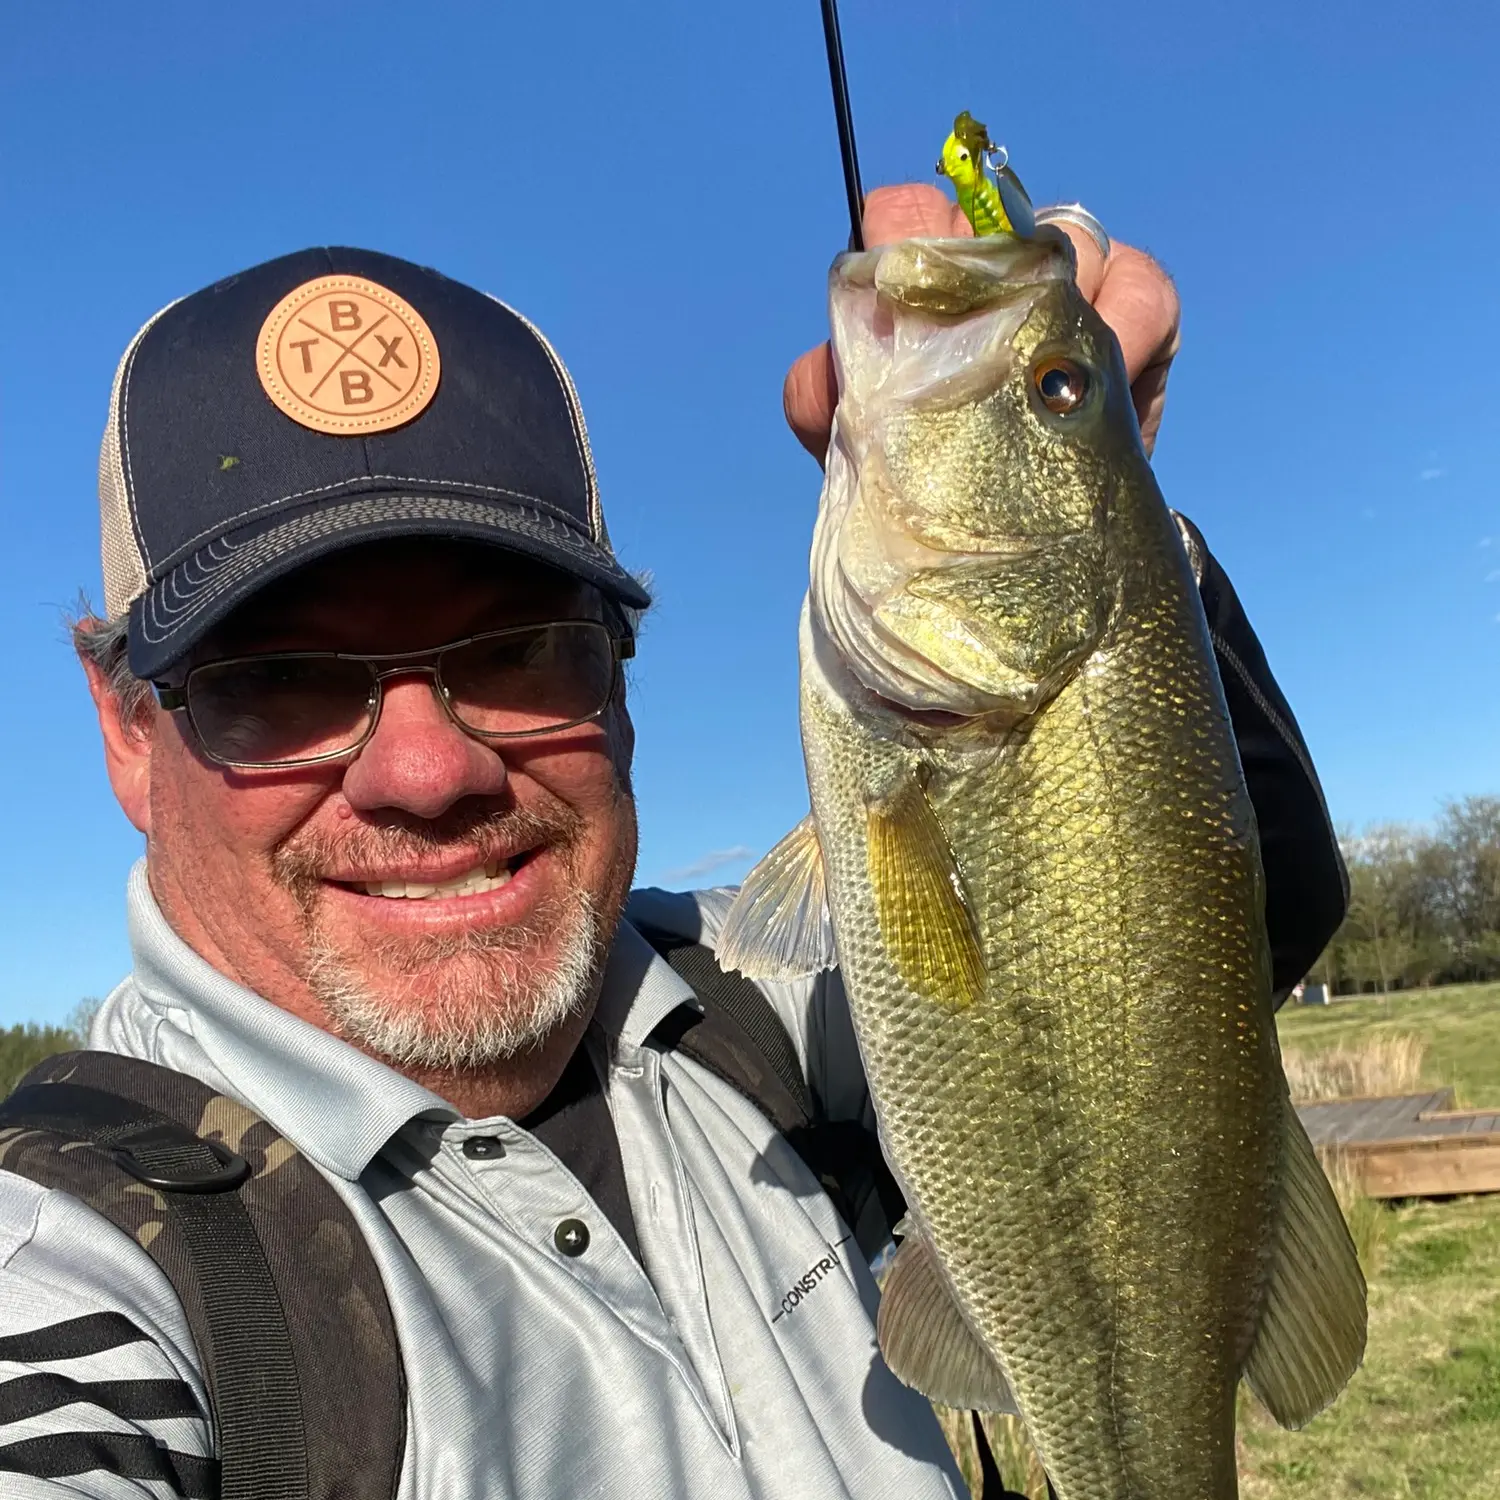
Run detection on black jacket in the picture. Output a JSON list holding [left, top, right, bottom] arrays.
[[1176, 515, 1347, 1002]]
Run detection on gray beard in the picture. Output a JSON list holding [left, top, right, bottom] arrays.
[[306, 890, 604, 1071]]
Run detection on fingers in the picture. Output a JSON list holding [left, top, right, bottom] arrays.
[[1055, 222, 1108, 306], [1054, 226, 1180, 455], [862, 183, 972, 246], [1127, 356, 1173, 457], [784, 342, 838, 461], [783, 187, 1183, 462], [784, 185, 973, 461], [1093, 244, 1180, 390], [1094, 244, 1179, 456]]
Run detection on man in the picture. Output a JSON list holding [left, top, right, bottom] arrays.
[[0, 186, 1343, 1498]]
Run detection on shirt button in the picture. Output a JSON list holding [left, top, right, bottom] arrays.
[[554, 1218, 590, 1256], [462, 1136, 505, 1160]]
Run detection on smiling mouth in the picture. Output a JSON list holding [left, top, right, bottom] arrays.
[[340, 854, 533, 901]]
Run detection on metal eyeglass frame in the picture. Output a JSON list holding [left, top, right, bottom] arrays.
[[152, 620, 635, 770]]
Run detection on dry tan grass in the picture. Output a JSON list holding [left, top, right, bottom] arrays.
[[1281, 1033, 1427, 1102], [1320, 1148, 1389, 1274], [979, 1413, 1048, 1499], [935, 1406, 1048, 1499]]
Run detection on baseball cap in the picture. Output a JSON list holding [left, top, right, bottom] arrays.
[[97, 247, 652, 679]]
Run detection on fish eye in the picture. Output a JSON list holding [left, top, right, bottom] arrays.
[[1033, 357, 1091, 416], [957, 149, 970, 161]]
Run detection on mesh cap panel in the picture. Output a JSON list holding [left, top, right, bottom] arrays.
[[99, 301, 178, 619]]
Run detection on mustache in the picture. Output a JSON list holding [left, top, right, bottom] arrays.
[[272, 800, 583, 907]]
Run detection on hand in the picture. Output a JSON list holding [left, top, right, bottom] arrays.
[[783, 183, 1181, 459]]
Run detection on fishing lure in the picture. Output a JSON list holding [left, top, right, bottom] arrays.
[[936, 111, 1035, 238]]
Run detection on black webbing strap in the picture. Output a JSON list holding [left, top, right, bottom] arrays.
[[638, 924, 815, 1133], [0, 1430, 218, 1497], [0, 1081, 309, 1500], [638, 924, 907, 1259]]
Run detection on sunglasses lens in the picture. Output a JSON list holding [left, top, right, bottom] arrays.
[[442, 623, 617, 735], [187, 657, 375, 766]]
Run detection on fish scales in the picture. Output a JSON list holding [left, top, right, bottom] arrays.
[[806, 239, 1277, 1498], [804, 535, 1279, 1495], [723, 229, 1363, 1498]]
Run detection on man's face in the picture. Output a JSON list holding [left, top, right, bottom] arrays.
[[99, 539, 638, 1073]]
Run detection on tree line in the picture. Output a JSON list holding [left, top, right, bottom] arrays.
[[0, 1001, 99, 1096], [1311, 796, 1500, 995]]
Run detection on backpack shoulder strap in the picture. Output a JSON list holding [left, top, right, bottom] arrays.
[[636, 921, 814, 1133], [636, 923, 905, 1258], [0, 1051, 403, 1500]]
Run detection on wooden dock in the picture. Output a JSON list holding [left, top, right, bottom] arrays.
[[1296, 1089, 1500, 1198]]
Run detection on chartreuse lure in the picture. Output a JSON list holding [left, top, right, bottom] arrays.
[[936, 111, 1035, 238]]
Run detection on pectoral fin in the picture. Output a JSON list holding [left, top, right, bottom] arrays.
[[717, 815, 836, 981], [1243, 1101, 1368, 1428], [866, 776, 984, 1010], [877, 1227, 1018, 1415]]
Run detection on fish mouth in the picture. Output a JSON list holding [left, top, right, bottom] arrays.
[[833, 231, 1073, 317], [867, 693, 975, 730], [810, 432, 1048, 718], [809, 229, 1092, 722]]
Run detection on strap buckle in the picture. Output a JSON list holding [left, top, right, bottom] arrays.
[[110, 1126, 252, 1194]]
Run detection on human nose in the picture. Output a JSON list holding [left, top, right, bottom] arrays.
[[339, 673, 509, 819]]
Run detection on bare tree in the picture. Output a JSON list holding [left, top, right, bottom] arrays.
[[1312, 803, 1500, 994]]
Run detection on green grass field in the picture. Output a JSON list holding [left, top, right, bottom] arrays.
[[1237, 1193, 1500, 1498], [1278, 981, 1500, 1107], [1234, 983, 1500, 1497]]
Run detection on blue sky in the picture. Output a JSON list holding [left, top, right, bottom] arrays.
[[2, 0, 1496, 1023]]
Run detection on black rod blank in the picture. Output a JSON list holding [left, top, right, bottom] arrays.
[[819, 0, 865, 251]]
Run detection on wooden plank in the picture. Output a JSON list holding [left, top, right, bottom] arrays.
[[1292, 1088, 1454, 1113], [1296, 1091, 1455, 1147], [1363, 1096, 1418, 1139], [1417, 1109, 1500, 1135], [1325, 1133, 1500, 1199]]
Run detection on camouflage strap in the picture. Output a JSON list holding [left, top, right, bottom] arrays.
[[0, 1075, 303, 1500], [0, 1052, 404, 1500]]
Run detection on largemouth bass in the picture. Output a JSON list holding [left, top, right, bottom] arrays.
[[721, 230, 1365, 1498]]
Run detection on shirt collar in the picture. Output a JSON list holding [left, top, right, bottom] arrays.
[[109, 861, 698, 1178], [593, 916, 699, 1050]]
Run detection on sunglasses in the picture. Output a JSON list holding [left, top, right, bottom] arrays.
[[154, 620, 633, 769]]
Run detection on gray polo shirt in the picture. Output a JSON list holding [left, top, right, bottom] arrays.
[[0, 864, 964, 1499]]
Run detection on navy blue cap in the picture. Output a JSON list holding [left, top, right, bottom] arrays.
[[96, 246, 650, 678]]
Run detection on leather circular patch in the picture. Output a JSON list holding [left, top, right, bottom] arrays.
[[256, 275, 440, 434]]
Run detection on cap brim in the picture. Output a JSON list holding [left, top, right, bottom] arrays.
[[128, 492, 652, 679]]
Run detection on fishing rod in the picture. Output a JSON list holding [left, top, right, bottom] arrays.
[[819, 0, 865, 251]]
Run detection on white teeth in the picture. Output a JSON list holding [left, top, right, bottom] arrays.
[[359, 862, 514, 900]]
